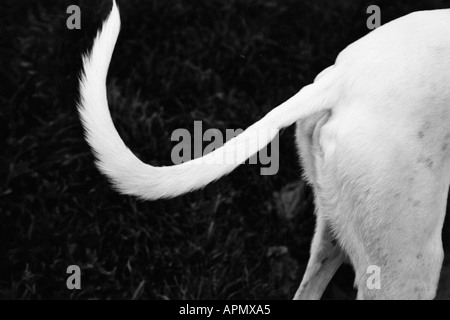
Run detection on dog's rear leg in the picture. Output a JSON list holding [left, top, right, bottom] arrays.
[[294, 111, 343, 300], [293, 216, 345, 300]]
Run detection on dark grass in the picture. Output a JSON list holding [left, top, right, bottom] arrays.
[[1, 0, 450, 299]]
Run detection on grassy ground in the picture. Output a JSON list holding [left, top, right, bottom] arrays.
[[1, 0, 450, 299]]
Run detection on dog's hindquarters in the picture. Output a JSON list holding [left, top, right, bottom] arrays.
[[295, 97, 450, 299], [293, 9, 450, 299]]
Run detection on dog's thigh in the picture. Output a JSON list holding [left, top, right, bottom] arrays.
[[316, 108, 449, 299]]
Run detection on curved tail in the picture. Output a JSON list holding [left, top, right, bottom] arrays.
[[78, 0, 339, 200]]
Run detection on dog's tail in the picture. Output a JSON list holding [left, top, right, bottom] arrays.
[[78, 0, 339, 200]]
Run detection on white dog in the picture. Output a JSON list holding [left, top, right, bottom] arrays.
[[78, 1, 450, 299]]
